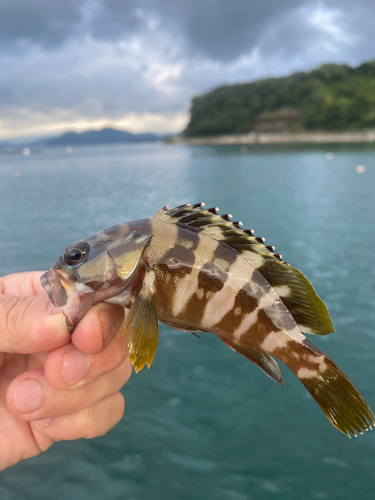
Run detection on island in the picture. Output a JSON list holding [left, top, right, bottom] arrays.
[[179, 61, 375, 144]]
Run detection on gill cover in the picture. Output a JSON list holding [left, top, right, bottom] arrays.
[[101, 232, 153, 284]]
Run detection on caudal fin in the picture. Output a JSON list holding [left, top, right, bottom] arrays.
[[293, 339, 374, 437]]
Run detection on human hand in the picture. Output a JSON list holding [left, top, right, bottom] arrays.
[[0, 271, 131, 471]]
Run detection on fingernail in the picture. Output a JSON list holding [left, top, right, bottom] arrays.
[[100, 310, 116, 349], [62, 349, 91, 386], [13, 379, 43, 414], [35, 418, 51, 427]]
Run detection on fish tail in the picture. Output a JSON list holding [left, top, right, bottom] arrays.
[[284, 338, 374, 437]]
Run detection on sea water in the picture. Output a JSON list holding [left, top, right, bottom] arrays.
[[0, 142, 375, 499]]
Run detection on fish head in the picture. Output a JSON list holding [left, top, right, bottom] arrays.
[[41, 230, 152, 332]]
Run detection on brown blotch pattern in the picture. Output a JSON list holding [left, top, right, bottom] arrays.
[[212, 241, 238, 271], [155, 263, 193, 288], [154, 263, 193, 315], [158, 223, 200, 264], [242, 308, 281, 346], [179, 269, 225, 326], [267, 338, 324, 375], [213, 287, 259, 332]]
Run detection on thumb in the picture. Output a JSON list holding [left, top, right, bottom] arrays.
[[0, 293, 70, 354]]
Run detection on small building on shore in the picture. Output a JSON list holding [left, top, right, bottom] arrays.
[[251, 107, 302, 133]]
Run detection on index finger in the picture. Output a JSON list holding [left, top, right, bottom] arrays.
[[0, 293, 69, 354], [0, 271, 46, 297], [0, 271, 125, 356]]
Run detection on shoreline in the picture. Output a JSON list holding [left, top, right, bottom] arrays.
[[168, 130, 375, 146]]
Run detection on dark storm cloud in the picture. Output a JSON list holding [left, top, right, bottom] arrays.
[[0, 0, 85, 48], [1, 0, 374, 63], [0, 0, 313, 62], [87, 0, 305, 62]]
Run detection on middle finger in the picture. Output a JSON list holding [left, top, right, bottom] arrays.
[[44, 329, 130, 390], [7, 357, 132, 421]]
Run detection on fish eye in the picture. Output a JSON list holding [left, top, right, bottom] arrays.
[[64, 242, 89, 266]]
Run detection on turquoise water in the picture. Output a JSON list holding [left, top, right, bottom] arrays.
[[0, 142, 375, 499]]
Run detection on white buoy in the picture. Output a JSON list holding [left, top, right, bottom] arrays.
[[326, 152, 334, 160], [22, 148, 31, 156], [356, 165, 366, 174], [65, 146, 73, 154]]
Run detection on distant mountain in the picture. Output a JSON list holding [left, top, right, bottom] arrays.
[[43, 127, 161, 146]]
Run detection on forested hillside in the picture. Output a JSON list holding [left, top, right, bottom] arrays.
[[185, 61, 375, 136]]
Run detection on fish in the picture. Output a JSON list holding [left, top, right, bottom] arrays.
[[41, 203, 374, 437]]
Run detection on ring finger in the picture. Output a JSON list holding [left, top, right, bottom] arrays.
[[32, 392, 125, 441]]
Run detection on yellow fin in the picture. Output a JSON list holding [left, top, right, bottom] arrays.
[[124, 272, 158, 373], [294, 339, 374, 437]]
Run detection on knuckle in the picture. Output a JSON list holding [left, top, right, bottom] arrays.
[[1, 296, 36, 351], [115, 359, 132, 390], [123, 358, 132, 383], [113, 335, 128, 366], [105, 393, 125, 430], [98, 362, 130, 397], [82, 405, 95, 439], [83, 393, 124, 439], [113, 393, 125, 424], [2, 296, 17, 334]]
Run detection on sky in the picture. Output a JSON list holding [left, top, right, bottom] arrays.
[[1, 0, 375, 140]]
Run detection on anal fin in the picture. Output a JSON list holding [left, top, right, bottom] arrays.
[[217, 333, 285, 387], [160, 318, 204, 337], [124, 271, 158, 373]]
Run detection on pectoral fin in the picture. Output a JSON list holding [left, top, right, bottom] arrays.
[[124, 271, 158, 373], [217, 332, 285, 386]]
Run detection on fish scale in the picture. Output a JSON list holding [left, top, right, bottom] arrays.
[[41, 203, 374, 437]]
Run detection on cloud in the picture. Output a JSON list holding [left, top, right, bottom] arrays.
[[1, 0, 375, 138], [0, 0, 85, 50]]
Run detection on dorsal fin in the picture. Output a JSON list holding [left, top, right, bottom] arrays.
[[155, 203, 334, 336]]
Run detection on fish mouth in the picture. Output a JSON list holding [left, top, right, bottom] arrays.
[[41, 269, 95, 333], [41, 264, 139, 333], [40, 269, 68, 307]]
